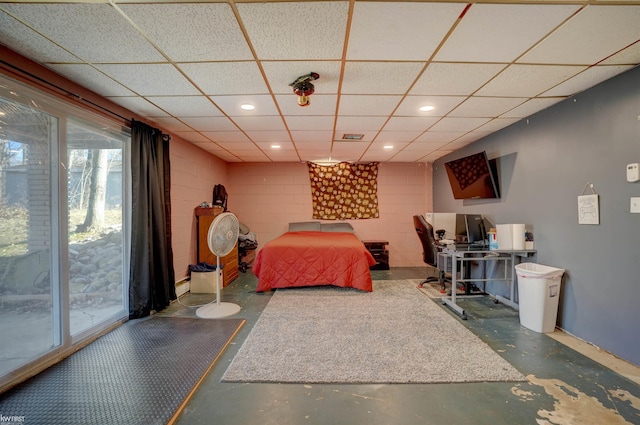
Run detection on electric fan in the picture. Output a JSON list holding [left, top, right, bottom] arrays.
[[196, 212, 241, 318]]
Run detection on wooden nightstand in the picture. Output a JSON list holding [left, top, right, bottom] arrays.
[[362, 240, 389, 270], [195, 206, 238, 286]]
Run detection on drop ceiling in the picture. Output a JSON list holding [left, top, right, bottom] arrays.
[[1, 0, 639, 163]]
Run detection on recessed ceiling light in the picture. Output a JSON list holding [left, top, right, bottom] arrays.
[[383, 145, 393, 149], [271, 144, 281, 149], [419, 105, 435, 112], [240, 104, 255, 110]]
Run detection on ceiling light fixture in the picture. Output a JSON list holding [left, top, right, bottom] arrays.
[[271, 144, 281, 149], [383, 145, 393, 149], [290, 72, 319, 107], [419, 105, 435, 112], [240, 104, 255, 110]]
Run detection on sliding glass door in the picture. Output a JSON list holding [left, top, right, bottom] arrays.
[[0, 77, 129, 387], [0, 96, 60, 377], [67, 118, 127, 338]]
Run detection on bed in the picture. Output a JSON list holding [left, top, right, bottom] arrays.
[[253, 222, 376, 292]]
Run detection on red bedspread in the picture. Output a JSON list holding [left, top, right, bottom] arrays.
[[253, 231, 376, 292]]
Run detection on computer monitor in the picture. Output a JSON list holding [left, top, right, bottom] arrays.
[[465, 214, 486, 245], [454, 214, 487, 244]]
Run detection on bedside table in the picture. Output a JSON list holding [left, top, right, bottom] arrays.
[[362, 240, 389, 270]]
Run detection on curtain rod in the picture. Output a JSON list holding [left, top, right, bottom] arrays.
[[2, 59, 131, 125]]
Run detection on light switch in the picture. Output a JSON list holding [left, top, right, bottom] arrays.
[[631, 197, 640, 213]]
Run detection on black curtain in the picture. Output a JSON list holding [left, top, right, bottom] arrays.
[[129, 120, 176, 319]]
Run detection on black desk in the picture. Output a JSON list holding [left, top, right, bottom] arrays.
[[439, 244, 536, 320]]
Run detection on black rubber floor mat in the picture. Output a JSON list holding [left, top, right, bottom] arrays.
[[0, 317, 244, 425]]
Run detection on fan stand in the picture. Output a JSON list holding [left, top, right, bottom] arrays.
[[196, 255, 241, 318]]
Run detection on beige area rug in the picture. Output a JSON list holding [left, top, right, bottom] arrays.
[[222, 280, 525, 384]]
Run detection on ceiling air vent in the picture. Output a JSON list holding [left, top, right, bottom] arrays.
[[341, 134, 364, 141]]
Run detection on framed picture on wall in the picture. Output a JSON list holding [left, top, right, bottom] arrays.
[[578, 193, 599, 225]]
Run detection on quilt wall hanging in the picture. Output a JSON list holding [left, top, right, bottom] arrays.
[[307, 161, 379, 220]]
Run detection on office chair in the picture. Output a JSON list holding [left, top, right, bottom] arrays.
[[413, 215, 451, 291]]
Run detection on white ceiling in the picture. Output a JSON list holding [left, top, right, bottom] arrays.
[[1, 0, 639, 163]]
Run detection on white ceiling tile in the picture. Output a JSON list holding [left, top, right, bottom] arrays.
[[202, 131, 251, 143], [428, 117, 491, 132], [211, 151, 242, 162], [120, 3, 253, 62], [255, 141, 296, 151], [542, 65, 635, 96], [342, 62, 425, 95], [335, 116, 387, 131], [285, 116, 335, 132], [0, 12, 80, 63], [106, 96, 168, 117], [501, 98, 565, 118], [264, 151, 301, 162], [446, 138, 477, 150], [449, 97, 527, 118], [384, 117, 439, 132], [98, 64, 199, 96], [193, 141, 225, 151], [2, 3, 164, 63], [2, 1, 637, 164], [375, 131, 422, 143], [331, 140, 369, 154], [237, 2, 348, 60], [181, 117, 238, 132], [474, 118, 521, 133], [146, 96, 223, 118], [451, 132, 490, 146], [179, 62, 269, 96], [338, 95, 402, 116], [149, 117, 192, 133], [210, 95, 279, 117], [291, 132, 333, 145], [217, 142, 260, 152], [415, 132, 467, 144], [395, 95, 467, 117], [47, 64, 135, 97], [246, 131, 291, 144], [410, 63, 508, 96], [347, 2, 464, 61], [276, 94, 338, 116], [599, 41, 640, 65], [298, 148, 332, 157], [476, 64, 587, 97], [519, 5, 640, 65], [360, 149, 400, 163], [231, 115, 286, 132], [404, 142, 450, 152], [174, 132, 210, 143], [435, 4, 581, 62]]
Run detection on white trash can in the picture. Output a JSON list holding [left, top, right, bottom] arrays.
[[515, 263, 565, 333]]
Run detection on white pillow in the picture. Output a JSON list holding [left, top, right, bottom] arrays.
[[321, 222, 354, 233], [288, 221, 321, 232]]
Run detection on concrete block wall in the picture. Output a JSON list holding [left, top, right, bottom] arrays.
[[226, 161, 432, 267]]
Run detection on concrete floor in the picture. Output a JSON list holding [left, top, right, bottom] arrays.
[[161, 268, 640, 425]]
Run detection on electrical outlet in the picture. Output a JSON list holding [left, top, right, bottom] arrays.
[[631, 197, 640, 213]]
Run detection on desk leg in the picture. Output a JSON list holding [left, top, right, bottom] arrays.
[[441, 254, 467, 320], [494, 253, 519, 310]]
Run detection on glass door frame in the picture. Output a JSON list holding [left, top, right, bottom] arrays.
[[0, 75, 130, 391]]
